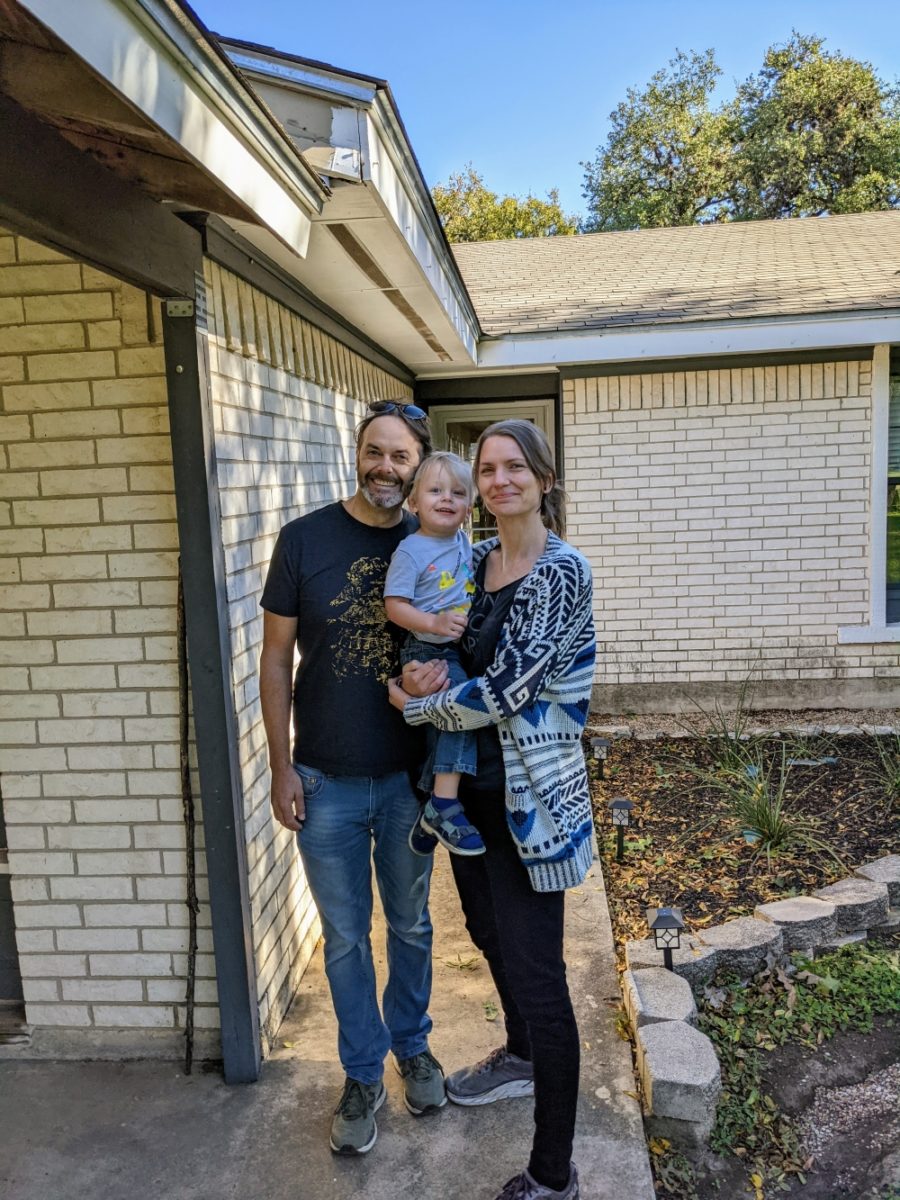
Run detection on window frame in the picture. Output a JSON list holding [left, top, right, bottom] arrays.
[[838, 343, 900, 644]]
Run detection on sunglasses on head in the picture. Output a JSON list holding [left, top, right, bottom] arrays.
[[367, 401, 428, 421]]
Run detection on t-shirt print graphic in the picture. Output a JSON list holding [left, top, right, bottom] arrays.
[[327, 555, 396, 682]]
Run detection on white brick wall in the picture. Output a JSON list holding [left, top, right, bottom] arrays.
[[203, 261, 412, 1046], [564, 361, 900, 704], [0, 230, 218, 1048]]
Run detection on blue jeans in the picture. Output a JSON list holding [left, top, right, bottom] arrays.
[[293, 763, 434, 1084], [401, 635, 477, 791]]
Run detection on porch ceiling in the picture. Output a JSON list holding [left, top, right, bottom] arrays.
[[2, 0, 324, 261]]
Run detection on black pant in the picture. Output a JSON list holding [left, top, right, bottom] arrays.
[[451, 786, 580, 1190]]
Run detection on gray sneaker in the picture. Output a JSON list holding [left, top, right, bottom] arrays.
[[445, 1046, 534, 1106], [495, 1166, 579, 1199], [329, 1077, 386, 1155], [394, 1048, 447, 1115]]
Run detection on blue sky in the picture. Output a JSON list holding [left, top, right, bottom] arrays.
[[193, 0, 900, 220]]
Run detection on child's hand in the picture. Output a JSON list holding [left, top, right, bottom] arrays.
[[432, 610, 468, 638]]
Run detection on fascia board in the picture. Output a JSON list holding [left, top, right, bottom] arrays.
[[363, 110, 478, 361], [366, 95, 481, 333], [216, 37, 479, 360], [475, 311, 900, 371], [224, 44, 379, 105], [20, 0, 323, 257]]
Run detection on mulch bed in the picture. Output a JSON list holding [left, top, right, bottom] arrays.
[[587, 732, 899, 959]]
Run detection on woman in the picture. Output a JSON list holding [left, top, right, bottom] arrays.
[[389, 420, 596, 1200]]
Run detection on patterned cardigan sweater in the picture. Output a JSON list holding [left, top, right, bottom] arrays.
[[403, 532, 597, 892]]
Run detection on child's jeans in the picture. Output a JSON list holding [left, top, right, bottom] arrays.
[[401, 634, 477, 793]]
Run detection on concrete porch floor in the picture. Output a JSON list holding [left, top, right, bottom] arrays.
[[0, 854, 654, 1200]]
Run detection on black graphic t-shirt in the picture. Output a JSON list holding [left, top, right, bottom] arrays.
[[261, 502, 420, 775]]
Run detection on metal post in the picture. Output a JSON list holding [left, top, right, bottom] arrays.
[[162, 294, 261, 1084]]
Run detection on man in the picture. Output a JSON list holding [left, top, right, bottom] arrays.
[[259, 401, 445, 1155]]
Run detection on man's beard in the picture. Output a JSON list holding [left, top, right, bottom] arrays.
[[359, 471, 405, 509]]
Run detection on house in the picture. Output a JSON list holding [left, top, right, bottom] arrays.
[[0, 0, 897, 1082]]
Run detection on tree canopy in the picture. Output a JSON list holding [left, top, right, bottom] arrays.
[[581, 32, 900, 231], [432, 166, 578, 243]]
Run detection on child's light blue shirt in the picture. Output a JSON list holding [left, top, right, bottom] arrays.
[[384, 529, 475, 644]]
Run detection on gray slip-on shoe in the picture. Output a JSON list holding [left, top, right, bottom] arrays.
[[445, 1046, 534, 1106], [495, 1165, 579, 1199]]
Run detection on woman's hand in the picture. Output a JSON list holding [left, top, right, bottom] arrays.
[[388, 676, 410, 712], [388, 658, 450, 713], [402, 658, 450, 697]]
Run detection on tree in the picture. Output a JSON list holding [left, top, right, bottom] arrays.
[[581, 49, 735, 232], [581, 34, 900, 231], [730, 33, 900, 219], [432, 166, 578, 242]]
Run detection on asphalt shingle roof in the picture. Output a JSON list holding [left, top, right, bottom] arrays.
[[451, 210, 900, 337]]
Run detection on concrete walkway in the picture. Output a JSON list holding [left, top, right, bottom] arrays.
[[0, 854, 653, 1200]]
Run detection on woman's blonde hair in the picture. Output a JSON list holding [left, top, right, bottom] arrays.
[[408, 451, 475, 506], [474, 419, 566, 536]]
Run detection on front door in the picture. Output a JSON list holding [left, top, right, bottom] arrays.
[[427, 399, 556, 542]]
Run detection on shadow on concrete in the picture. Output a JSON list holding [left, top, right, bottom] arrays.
[[0, 855, 653, 1200]]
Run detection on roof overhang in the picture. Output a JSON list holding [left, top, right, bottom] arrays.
[[219, 38, 480, 373], [416, 309, 900, 379], [12, 0, 325, 258]]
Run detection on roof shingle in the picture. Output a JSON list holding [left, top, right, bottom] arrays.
[[451, 211, 900, 336]]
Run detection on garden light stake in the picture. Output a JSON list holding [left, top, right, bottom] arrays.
[[608, 796, 633, 863], [645, 906, 685, 972], [591, 736, 611, 779]]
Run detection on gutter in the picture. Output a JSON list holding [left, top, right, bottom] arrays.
[[462, 307, 900, 377]]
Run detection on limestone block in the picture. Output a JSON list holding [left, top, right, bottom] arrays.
[[696, 916, 783, 976], [854, 855, 900, 907], [869, 909, 900, 939], [622, 968, 698, 1029], [625, 936, 718, 990], [590, 724, 632, 739], [812, 878, 890, 933], [815, 930, 867, 954], [644, 1111, 715, 1150], [636, 1022, 721, 1124], [754, 896, 837, 951]]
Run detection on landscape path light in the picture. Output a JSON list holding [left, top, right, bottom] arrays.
[[590, 736, 611, 779], [645, 905, 685, 971], [608, 796, 634, 863]]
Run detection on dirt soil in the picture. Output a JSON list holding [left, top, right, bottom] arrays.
[[694, 1015, 900, 1200], [588, 731, 899, 956], [587, 715, 900, 1200]]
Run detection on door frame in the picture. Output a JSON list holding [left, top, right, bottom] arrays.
[[427, 398, 557, 460]]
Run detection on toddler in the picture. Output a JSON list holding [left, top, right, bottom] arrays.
[[384, 452, 483, 856]]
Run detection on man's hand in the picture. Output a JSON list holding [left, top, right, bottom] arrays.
[[271, 764, 305, 832], [402, 657, 450, 697], [431, 609, 468, 639]]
